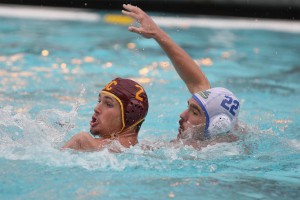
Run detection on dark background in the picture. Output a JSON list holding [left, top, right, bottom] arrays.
[[0, 0, 299, 20]]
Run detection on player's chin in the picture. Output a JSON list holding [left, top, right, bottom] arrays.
[[177, 128, 182, 138], [177, 128, 186, 139], [90, 128, 99, 136], [177, 132, 185, 139]]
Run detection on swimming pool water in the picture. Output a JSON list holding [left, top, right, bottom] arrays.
[[0, 6, 300, 200]]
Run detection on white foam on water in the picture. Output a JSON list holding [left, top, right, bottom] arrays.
[[283, 138, 300, 151], [0, 114, 243, 171], [0, 105, 77, 147], [0, 92, 259, 171], [0, 99, 278, 171]]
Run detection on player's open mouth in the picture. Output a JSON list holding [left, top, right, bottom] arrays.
[[90, 115, 98, 127]]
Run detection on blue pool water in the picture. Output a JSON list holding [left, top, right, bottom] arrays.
[[0, 6, 300, 200]]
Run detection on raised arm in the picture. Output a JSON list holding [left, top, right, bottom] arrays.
[[122, 4, 210, 93]]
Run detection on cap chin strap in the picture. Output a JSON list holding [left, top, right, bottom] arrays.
[[101, 91, 126, 131], [110, 118, 145, 139], [101, 91, 145, 139], [192, 94, 210, 135]]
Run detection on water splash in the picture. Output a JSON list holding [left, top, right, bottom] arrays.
[[0, 106, 75, 146], [1, 102, 283, 172], [0, 87, 86, 160]]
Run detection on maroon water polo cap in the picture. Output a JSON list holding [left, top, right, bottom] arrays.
[[101, 77, 149, 132]]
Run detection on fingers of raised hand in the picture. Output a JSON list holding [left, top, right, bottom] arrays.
[[128, 26, 143, 35], [122, 4, 145, 21], [123, 4, 142, 13]]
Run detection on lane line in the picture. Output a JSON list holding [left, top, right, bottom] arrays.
[[0, 5, 300, 33]]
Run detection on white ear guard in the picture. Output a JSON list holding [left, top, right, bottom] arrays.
[[193, 87, 240, 138], [207, 114, 232, 137]]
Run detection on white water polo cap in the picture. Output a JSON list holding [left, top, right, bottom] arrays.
[[192, 87, 240, 137]]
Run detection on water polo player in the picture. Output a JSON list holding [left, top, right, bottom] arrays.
[[63, 77, 148, 151], [123, 4, 240, 149], [177, 88, 240, 142]]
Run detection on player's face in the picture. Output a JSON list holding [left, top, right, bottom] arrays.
[[177, 98, 206, 140], [90, 93, 123, 138]]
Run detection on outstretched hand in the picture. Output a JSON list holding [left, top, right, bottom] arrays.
[[122, 4, 210, 93], [122, 4, 160, 39]]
